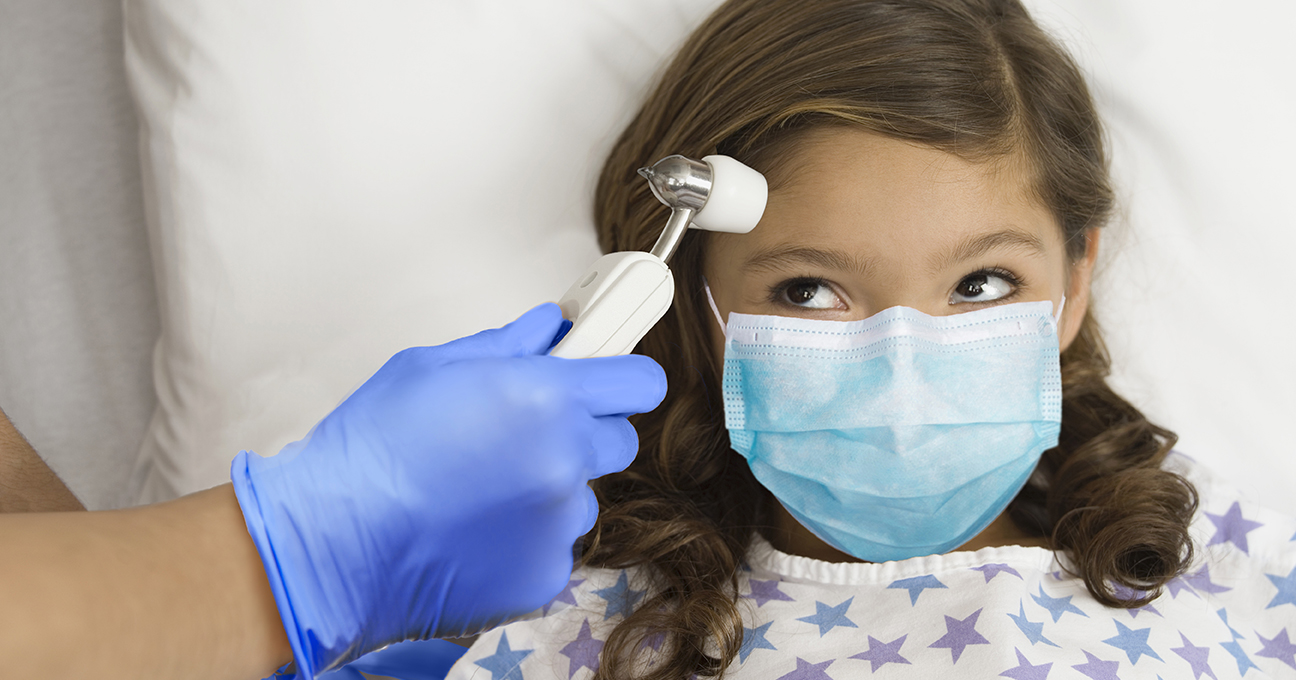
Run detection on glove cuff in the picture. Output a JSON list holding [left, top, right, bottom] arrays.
[[232, 450, 320, 679]]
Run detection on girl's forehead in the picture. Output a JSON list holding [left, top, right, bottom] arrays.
[[745, 128, 1062, 260]]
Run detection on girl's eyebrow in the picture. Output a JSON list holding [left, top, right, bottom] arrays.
[[741, 229, 1045, 276], [742, 245, 879, 276], [927, 228, 1047, 273]]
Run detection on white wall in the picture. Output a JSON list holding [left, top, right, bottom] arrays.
[[0, 0, 157, 510]]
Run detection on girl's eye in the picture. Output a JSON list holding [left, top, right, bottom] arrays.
[[951, 270, 1018, 304], [777, 279, 844, 310]]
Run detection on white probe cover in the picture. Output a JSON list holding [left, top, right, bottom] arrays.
[[549, 251, 674, 359], [550, 155, 767, 359], [692, 155, 768, 234]]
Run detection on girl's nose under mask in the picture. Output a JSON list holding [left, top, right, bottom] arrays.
[[707, 286, 1064, 562]]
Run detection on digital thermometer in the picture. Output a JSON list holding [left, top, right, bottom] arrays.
[[549, 155, 768, 358]]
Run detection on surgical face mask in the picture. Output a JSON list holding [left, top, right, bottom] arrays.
[[707, 287, 1064, 563]]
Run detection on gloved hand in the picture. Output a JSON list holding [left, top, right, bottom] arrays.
[[230, 303, 666, 678]]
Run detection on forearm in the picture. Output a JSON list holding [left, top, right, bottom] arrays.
[[0, 407, 83, 512], [0, 484, 292, 679]]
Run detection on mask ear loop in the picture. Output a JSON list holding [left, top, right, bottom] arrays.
[[702, 278, 727, 334], [1053, 295, 1068, 339]]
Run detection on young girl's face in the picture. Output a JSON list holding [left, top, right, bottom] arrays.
[[702, 127, 1098, 560]]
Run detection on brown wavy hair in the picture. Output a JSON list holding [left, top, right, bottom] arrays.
[[579, 0, 1198, 677]]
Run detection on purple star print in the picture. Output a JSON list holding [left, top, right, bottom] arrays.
[[746, 578, 795, 607], [999, 648, 1052, 680], [559, 619, 604, 679], [639, 631, 665, 653], [1183, 565, 1231, 596], [929, 608, 991, 663], [1205, 501, 1264, 554], [971, 563, 1023, 583], [1071, 651, 1120, 680], [1110, 583, 1161, 619], [543, 577, 586, 615], [1256, 628, 1296, 670], [1165, 575, 1199, 600], [776, 657, 835, 680], [887, 575, 948, 606], [848, 635, 911, 672], [1171, 633, 1217, 680]]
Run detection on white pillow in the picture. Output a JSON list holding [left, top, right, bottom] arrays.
[[123, 0, 723, 502], [126, 0, 1296, 514], [1025, 0, 1296, 514]]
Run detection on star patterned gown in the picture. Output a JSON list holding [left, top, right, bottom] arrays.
[[446, 455, 1296, 679]]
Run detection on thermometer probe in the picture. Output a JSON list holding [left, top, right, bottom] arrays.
[[549, 154, 767, 359]]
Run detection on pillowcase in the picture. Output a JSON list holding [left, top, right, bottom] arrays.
[[1028, 0, 1296, 514], [124, 0, 723, 502], [125, 0, 1295, 515]]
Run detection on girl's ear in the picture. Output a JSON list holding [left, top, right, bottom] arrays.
[[1060, 228, 1101, 351]]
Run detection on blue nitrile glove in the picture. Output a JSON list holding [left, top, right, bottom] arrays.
[[231, 303, 666, 679]]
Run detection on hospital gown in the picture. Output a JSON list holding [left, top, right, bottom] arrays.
[[447, 454, 1296, 679]]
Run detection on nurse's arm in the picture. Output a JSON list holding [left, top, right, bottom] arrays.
[[0, 409, 292, 678], [0, 484, 293, 679], [0, 407, 84, 512]]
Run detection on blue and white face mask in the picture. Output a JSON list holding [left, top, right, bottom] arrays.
[[708, 288, 1064, 563]]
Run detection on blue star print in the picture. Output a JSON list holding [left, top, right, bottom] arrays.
[[1101, 620, 1162, 665], [740, 621, 778, 662], [1214, 607, 1257, 675], [1030, 585, 1089, 623], [1220, 639, 1259, 677], [474, 632, 533, 680], [591, 571, 646, 620], [1264, 565, 1296, 609], [929, 608, 990, 663], [848, 635, 911, 672], [887, 575, 948, 606], [1216, 608, 1244, 640], [1009, 602, 1058, 647], [796, 597, 858, 637], [1205, 501, 1264, 554]]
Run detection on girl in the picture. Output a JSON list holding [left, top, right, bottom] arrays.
[[449, 0, 1296, 678]]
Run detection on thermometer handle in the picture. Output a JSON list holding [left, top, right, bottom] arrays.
[[549, 252, 674, 359]]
